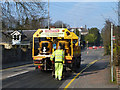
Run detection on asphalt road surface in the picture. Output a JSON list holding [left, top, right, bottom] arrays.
[[2, 48, 119, 89]]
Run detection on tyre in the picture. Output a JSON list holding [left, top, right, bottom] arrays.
[[35, 66, 38, 69], [77, 55, 81, 68]]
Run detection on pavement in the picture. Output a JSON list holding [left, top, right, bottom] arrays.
[[62, 57, 117, 88], [1, 48, 119, 89], [60, 48, 118, 88]]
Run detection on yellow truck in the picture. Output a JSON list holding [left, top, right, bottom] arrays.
[[32, 28, 81, 71]]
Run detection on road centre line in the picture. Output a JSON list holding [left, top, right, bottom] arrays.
[[64, 59, 101, 89], [0, 64, 33, 72], [0, 59, 105, 72], [7, 71, 29, 78]]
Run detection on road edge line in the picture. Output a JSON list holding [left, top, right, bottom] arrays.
[[64, 59, 98, 89]]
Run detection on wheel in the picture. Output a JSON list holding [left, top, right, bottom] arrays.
[[63, 65, 66, 79], [35, 66, 38, 69], [77, 61, 80, 68]]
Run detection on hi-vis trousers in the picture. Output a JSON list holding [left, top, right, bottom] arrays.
[[55, 62, 63, 80]]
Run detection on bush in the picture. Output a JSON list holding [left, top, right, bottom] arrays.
[[113, 45, 120, 66]]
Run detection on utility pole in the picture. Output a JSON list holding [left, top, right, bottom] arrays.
[[118, 0, 120, 27], [48, 0, 50, 29], [62, 23, 63, 28], [78, 28, 82, 46], [111, 23, 113, 82]]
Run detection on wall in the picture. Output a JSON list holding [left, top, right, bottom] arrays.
[[2, 46, 32, 64], [116, 66, 120, 85]]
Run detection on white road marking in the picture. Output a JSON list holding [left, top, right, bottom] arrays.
[[0, 64, 33, 71], [81, 61, 85, 64], [7, 71, 29, 78]]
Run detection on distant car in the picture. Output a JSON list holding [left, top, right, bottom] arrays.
[[93, 46, 97, 49], [93, 46, 96, 49], [99, 46, 102, 48], [89, 47, 93, 49]]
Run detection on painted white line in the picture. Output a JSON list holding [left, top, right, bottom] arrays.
[[7, 71, 29, 78], [0, 64, 33, 72], [81, 61, 85, 64]]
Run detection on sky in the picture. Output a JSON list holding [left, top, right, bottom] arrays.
[[49, 2, 118, 31]]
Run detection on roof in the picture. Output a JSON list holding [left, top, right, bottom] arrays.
[[33, 28, 78, 39], [11, 31, 21, 35], [69, 27, 88, 35], [1, 30, 35, 43], [80, 28, 88, 35], [80, 28, 88, 33], [2, 31, 12, 43], [22, 30, 36, 41]]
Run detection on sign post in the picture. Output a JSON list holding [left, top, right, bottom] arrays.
[[78, 28, 82, 46], [112, 36, 115, 41], [111, 23, 113, 82]]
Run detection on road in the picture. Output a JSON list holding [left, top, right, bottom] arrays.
[[2, 48, 119, 89]]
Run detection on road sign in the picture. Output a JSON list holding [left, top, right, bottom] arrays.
[[112, 36, 115, 40], [40, 29, 64, 37]]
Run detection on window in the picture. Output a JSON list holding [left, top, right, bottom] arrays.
[[14, 35, 17, 40], [17, 35, 19, 40]]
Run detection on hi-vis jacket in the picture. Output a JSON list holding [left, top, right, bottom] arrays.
[[50, 49, 65, 63]]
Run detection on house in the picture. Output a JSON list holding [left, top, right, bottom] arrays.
[[11, 30, 21, 45], [22, 30, 36, 42], [80, 27, 88, 35], [69, 26, 88, 36], [20, 30, 36, 47]]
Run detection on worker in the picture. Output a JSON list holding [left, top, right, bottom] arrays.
[[50, 46, 65, 81]]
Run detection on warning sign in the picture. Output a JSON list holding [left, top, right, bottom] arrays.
[[40, 29, 64, 37]]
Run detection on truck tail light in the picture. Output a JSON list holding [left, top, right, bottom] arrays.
[[38, 65, 41, 68], [34, 60, 42, 64]]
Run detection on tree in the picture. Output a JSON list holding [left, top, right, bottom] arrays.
[[85, 34, 97, 46], [85, 27, 101, 46], [101, 20, 111, 55], [53, 21, 69, 28], [101, 19, 120, 55], [88, 28, 101, 46], [2, 1, 47, 30]]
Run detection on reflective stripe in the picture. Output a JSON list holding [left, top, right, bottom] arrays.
[[50, 51, 55, 61], [56, 57, 62, 59], [54, 50, 63, 62], [50, 49, 65, 63], [55, 61, 63, 63]]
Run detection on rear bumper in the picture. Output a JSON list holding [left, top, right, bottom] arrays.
[[65, 56, 72, 60], [33, 55, 73, 64], [65, 56, 73, 63]]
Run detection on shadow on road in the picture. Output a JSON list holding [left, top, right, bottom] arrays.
[[2, 69, 67, 88], [65, 60, 109, 80]]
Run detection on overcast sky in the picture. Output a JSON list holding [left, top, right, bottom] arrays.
[[49, 2, 118, 31]]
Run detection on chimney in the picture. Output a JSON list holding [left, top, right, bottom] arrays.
[[85, 25, 87, 29]]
